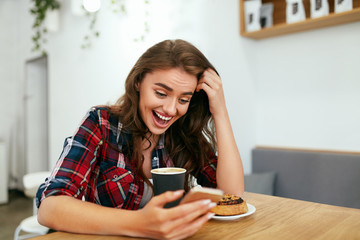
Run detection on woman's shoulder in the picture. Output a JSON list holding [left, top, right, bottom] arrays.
[[83, 106, 127, 136], [89, 105, 119, 117], [83, 106, 107, 120], [84, 106, 121, 125], [89, 105, 110, 113]]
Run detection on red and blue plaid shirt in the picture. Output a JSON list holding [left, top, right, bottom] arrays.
[[36, 107, 217, 210]]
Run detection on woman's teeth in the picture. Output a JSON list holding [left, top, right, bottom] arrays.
[[155, 112, 172, 121]]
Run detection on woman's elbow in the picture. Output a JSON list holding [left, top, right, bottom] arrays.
[[37, 208, 47, 227], [37, 197, 57, 229]]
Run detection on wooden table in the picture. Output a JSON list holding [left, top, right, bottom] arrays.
[[31, 192, 360, 240]]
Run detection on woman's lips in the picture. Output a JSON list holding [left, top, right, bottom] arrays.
[[154, 111, 172, 121], [152, 111, 173, 127]]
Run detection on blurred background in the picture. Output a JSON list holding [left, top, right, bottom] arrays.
[[0, 0, 359, 237]]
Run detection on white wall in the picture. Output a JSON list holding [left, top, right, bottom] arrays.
[[254, 24, 360, 151], [1, 0, 359, 187], [0, 0, 27, 188]]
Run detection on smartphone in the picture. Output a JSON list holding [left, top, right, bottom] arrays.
[[180, 187, 224, 204]]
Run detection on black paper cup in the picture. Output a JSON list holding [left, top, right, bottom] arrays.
[[151, 167, 186, 208]]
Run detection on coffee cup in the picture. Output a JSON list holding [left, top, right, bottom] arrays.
[[151, 167, 186, 208]]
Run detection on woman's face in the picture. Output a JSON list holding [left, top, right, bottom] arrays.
[[138, 68, 197, 136]]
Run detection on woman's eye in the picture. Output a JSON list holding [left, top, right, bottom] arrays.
[[155, 91, 166, 97], [179, 98, 190, 104]]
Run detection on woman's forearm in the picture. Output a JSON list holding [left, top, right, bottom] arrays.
[[37, 192, 215, 239], [213, 109, 244, 196], [37, 195, 139, 236]]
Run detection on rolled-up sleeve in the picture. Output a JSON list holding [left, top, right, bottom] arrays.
[[36, 108, 104, 208]]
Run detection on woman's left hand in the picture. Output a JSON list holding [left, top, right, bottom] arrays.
[[196, 68, 227, 117]]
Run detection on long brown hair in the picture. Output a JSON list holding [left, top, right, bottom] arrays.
[[109, 39, 217, 190]]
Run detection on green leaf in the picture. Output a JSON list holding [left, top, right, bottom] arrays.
[[30, 0, 61, 53]]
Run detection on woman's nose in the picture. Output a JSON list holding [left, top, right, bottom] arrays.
[[163, 98, 177, 116]]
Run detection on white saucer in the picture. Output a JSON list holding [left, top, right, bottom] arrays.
[[211, 203, 256, 220]]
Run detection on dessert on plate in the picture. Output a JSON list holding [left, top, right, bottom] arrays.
[[211, 194, 248, 216]]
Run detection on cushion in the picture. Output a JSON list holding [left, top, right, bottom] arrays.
[[244, 172, 276, 195]]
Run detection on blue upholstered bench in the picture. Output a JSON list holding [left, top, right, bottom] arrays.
[[250, 147, 360, 209]]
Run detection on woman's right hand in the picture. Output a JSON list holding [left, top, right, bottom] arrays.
[[135, 190, 216, 240], [38, 191, 215, 240]]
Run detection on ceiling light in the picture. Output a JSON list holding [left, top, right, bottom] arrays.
[[83, 0, 101, 13]]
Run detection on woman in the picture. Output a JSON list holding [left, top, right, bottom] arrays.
[[36, 39, 244, 239]]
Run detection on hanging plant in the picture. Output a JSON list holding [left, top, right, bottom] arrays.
[[110, 0, 127, 14], [133, 0, 150, 42], [29, 0, 150, 53], [80, 0, 127, 49], [81, 12, 100, 49], [81, 0, 151, 48], [30, 0, 61, 55]]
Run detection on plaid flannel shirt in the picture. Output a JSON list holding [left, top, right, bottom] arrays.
[[36, 107, 217, 210]]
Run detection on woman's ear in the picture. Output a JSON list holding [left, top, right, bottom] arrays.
[[135, 82, 140, 91]]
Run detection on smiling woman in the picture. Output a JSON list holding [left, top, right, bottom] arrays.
[[36, 39, 244, 240]]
